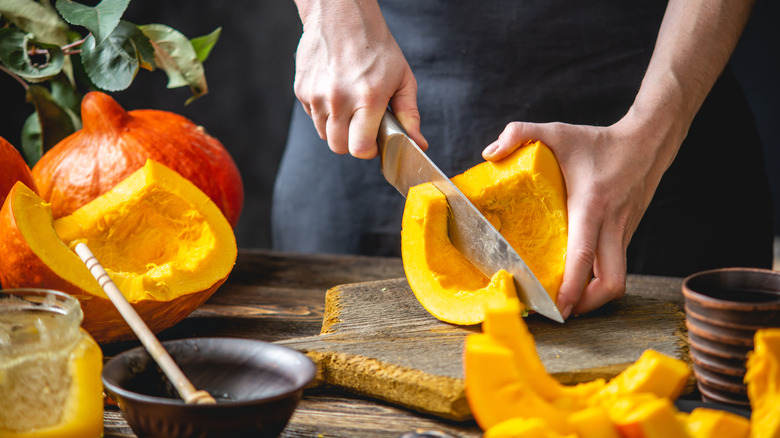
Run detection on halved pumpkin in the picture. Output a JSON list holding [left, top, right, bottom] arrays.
[[401, 141, 566, 325], [0, 160, 237, 344]]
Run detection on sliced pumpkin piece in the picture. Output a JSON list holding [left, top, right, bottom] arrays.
[[613, 398, 688, 438], [568, 406, 621, 438], [683, 408, 750, 438], [451, 140, 567, 303], [401, 141, 566, 325], [484, 417, 576, 438], [0, 160, 237, 343], [745, 328, 780, 438], [464, 333, 575, 434], [401, 183, 515, 324], [589, 349, 691, 405]]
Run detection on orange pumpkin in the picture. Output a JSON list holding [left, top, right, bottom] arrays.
[[0, 160, 237, 344], [31, 91, 244, 227], [1, 135, 37, 208]]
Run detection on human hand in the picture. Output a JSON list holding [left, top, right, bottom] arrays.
[[293, 0, 427, 159], [482, 112, 680, 319]]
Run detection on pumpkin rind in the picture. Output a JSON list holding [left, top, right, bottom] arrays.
[[31, 91, 244, 227], [0, 160, 237, 344]]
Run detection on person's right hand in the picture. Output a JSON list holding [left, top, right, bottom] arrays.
[[293, 0, 427, 159]]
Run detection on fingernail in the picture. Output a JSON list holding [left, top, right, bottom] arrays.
[[561, 304, 573, 320], [483, 141, 498, 156]]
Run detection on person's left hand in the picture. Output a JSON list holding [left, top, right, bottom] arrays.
[[482, 112, 679, 319]]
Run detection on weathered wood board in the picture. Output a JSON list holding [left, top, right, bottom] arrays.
[[277, 277, 689, 421]]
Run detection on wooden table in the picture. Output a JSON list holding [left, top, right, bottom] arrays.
[[102, 249, 687, 437]]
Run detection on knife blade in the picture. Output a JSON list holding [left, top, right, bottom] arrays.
[[377, 110, 564, 323]]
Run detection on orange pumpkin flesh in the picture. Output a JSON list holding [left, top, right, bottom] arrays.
[[31, 91, 244, 227], [745, 328, 780, 438], [451, 140, 568, 303], [465, 295, 695, 437], [0, 160, 237, 344], [402, 183, 515, 325], [1, 135, 37, 208], [401, 141, 566, 325]]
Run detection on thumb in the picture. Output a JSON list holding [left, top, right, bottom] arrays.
[[390, 81, 428, 151], [483, 121, 557, 161]]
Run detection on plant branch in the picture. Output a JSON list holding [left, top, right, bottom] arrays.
[[0, 64, 29, 90]]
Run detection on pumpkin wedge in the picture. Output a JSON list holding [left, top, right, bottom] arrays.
[[745, 328, 780, 438], [0, 160, 237, 344], [401, 141, 567, 325]]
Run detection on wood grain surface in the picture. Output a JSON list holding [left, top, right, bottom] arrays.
[[278, 276, 689, 421], [102, 250, 690, 437]]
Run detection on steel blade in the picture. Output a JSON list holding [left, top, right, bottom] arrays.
[[378, 110, 564, 323]]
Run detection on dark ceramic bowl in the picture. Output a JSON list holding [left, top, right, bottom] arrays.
[[682, 268, 780, 407], [102, 338, 316, 438]]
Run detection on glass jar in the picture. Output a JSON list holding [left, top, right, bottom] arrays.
[[0, 289, 103, 437]]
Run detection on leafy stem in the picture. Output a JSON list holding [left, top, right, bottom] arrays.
[[0, 63, 29, 90]]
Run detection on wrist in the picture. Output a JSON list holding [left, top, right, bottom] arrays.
[[620, 71, 695, 172]]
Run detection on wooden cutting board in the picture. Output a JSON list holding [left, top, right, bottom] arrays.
[[277, 277, 689, 421]]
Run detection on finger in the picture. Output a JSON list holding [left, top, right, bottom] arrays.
[[325, 111, 351, 155], [570, 221, 627, 316], [390, 86, 428, 151], [309, 98, 330, 144], [483, 121, 551, 161], [556, 201, 600, 319], [348, 107, 384, 159]]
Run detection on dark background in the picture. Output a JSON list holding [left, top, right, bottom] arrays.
[[1, 0, 778, 250]]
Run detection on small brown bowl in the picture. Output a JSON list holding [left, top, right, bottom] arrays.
[[102, 337, 316, 438], [682, 267, 780, 407]]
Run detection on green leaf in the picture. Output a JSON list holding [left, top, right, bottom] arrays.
[[21, 112, 43, 166], [140, 24, 208, 103], [55, 0, 130, 44], [190, 27, 220, 63], [0, 28, 65, 81], [50, 77, 83, 130], [26, 85, 76, 154], [0, 0, 69, 45], [80, 20, 147, 91]]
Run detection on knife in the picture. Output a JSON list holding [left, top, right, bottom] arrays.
[[377, 110, 565, 323]]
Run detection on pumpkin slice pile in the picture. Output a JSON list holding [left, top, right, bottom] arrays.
[[0, 160, 237, 344], [464, 295, 773, 438], [401, 141, 567, 325]]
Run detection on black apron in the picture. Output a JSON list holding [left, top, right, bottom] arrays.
[[272, 0, 773, 277]]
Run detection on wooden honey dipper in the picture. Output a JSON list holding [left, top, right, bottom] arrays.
[[75, 242, 216, 405]]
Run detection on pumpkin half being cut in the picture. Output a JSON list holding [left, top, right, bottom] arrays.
[[0, 160, 237, 344], [401, 141, 567, 325]]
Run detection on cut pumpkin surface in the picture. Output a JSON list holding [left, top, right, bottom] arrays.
[[0, 160, 237, 343], [465, 296, 701, 437], [401, 141, 567, 325]]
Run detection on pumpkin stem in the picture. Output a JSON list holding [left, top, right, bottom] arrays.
[[81, 91, 132, 134]]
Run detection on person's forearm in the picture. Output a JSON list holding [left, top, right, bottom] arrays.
[[293, 0, 385, 31], [628, 0, 754, 168]]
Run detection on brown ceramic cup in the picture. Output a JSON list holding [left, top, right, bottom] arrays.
[[682, 267, 780, 407]]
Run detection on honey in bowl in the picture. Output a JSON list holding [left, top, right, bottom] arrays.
[[0, 289, 103, 437]]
